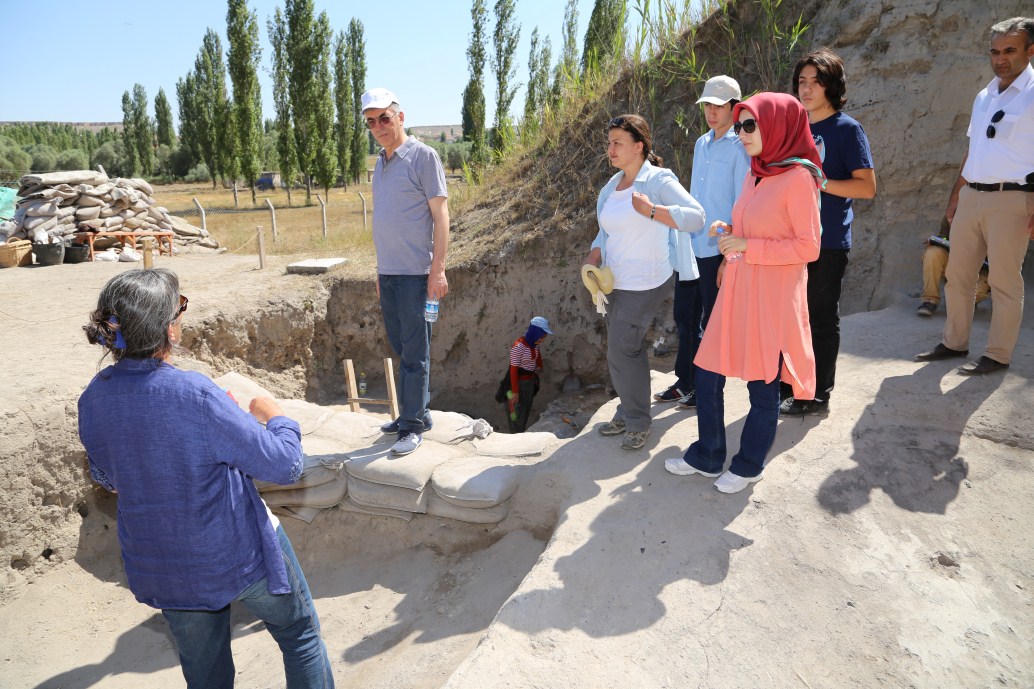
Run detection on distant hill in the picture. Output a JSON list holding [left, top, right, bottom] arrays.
[[0, 121, 122, 133], [407, 124, 464, 144]]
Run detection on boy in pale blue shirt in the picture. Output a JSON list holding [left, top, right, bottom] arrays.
[[655, 75, 751, 407]]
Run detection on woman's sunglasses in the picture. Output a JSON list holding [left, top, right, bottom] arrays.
[[177, 294, 189, 315], [986, 109, 1005, 139], [733, 119, 758, 135]]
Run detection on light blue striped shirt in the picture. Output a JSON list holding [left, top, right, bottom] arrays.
[[689, 128, 751, 259]]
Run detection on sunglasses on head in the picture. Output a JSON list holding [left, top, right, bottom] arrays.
[[985, 109, 1005, 138], [365, 113, 395, 129], [733, 119, 758, 135]]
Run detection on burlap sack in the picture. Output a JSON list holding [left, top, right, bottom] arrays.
[[430, 456, 523, 509], [339, 495, 413, 521], [347, 475, 428, 513], [261, 474, 348, 509], [75, 206, 102, 221], [426, 493, 509, 524]]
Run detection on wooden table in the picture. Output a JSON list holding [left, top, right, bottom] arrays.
[[73, 231, 175, 261]]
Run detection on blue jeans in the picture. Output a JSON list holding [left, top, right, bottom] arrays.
[[682, 364, 782, 478], [673, 256, 724, 391], [378, 274, 432, 433], [162, 527, 334, 689]]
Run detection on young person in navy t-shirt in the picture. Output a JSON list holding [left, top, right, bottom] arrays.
[[783, 49, 877, 416]]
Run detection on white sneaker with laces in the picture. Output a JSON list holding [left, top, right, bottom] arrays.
[[713, 470, 763, 494], [663, 457, 721, 477]]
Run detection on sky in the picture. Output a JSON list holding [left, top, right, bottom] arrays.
[[0, 0, 600, 129]]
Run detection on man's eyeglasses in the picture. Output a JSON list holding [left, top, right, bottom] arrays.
[[733, 119, 758, 135], [365, 113, 395, 129], [177, 294, 189, 316], [986, 109, 1005, 138]]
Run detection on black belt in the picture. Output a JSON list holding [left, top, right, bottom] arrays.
[[968, 182, 1034, 192]]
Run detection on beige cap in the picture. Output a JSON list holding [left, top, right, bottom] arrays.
[[695, 75, 742, 105]]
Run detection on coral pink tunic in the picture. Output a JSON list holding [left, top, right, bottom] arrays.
[[694, 165, 821, 398]]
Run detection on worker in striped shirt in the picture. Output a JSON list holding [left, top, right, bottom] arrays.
[[504, 316, 553, 433]]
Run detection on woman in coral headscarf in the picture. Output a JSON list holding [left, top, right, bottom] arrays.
[[663, 92, 825, 494]]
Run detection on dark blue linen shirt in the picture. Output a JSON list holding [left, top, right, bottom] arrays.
[[78, 358, 303, 610]]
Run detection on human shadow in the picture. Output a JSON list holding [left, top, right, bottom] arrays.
[[493, 399, 814, 637], [817, 364, 997, 515]]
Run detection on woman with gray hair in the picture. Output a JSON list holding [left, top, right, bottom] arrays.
[[78, 268, 334, 689]]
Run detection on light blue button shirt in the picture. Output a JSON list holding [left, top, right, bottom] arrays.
[[591, 160, 706, 280], [689, 128, 751, 259]]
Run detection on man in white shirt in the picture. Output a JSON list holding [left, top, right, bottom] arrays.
[[917, 17, 1034, 375]]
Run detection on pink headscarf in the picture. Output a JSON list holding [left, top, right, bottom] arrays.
[[733, 92, 822, 181]]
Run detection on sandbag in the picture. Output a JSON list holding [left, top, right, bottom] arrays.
[[345, 442, 462, 491], [20, 170, 108, 187], [270, 505, 322, 523], [212, 371, 275, 411], [473, 432, 555, 458], [255, 453, 346, 493], [426, 493, 509, 524], [420, 411, 493, 445], [278, 399, 334, 435], [75, 206, 102, 220], [430, 456, 523, 509], [261, 474, 348, 509], [347, 475, 428, 513], [339, 495, 413, 521]]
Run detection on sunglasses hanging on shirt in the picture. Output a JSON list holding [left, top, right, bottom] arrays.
[[985, 109, 1005, 138]]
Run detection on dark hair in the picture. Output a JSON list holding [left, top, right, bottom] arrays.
[[84, 268, 182, 362], [792, 48, 847, 111], [991, 17, 1034, 47], [607, 114, 664, 167], [727, 98, 740, 109]]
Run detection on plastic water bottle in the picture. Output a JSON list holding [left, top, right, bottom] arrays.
[[715, 225, 742, 262], [424, 298, 439, 322], [358, 372, 367, 396]]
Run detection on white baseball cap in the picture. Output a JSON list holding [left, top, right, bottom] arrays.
[[695, 75, 742, 105], [361, 87, 398, 112], [530, 316, 553, 334]]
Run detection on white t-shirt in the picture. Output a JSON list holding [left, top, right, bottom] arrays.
[[598, 186, 672, 291]]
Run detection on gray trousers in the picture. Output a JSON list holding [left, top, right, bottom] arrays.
[[605, 279, 671, 432]]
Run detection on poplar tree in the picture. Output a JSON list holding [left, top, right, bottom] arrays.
[[346, 18, 366, 186], [311, 12, 337, 197], [131, 84, 154, 176], [461, 0, 488, 168], [227, 0, 263, 203], [581, 0, 626, 75], [551, 0, 579, 104], [175, 73, 200, 172], [120, 91, 138, 176], [491, 0, 521, 157], [285, 0, 318, 201], [192, 29, 231, 187], [154, 88, 176, 147], [522, 28, 551, 138], [268, 8, 298, 204], [333, 30, 352, 189]]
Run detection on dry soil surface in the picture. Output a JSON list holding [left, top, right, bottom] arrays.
[[1, 253, 1032, 689]]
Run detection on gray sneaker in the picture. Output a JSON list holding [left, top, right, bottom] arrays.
[[621, 430, 649, 450], [391, 432, 422, 456], [599, 420, 626, 436]]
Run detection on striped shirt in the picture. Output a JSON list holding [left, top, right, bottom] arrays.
[[510, 338, 542, 372]]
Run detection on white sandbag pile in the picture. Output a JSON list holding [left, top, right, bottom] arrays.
[[6, 169, 218, 251], [215, 372, 558, 526]]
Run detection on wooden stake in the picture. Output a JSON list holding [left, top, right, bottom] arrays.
[[256, 225, 265, 270], [142, 237, 154, 269]]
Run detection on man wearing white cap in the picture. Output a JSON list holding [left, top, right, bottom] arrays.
[[362, 87, 450, 456], [655, 75, 750, 409]]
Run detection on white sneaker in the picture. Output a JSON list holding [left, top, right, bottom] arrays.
[[663, 457, 721, 477], [713, 470, 763, 494]]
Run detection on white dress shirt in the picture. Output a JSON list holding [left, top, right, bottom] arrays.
[[962, 63, 1034, 184]]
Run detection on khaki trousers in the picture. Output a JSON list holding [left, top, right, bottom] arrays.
[[921, 245, 990, 305], [943, 186, 1033, 363]]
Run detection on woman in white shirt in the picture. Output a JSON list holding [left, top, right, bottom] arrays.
[[583, 114, 705, 450]]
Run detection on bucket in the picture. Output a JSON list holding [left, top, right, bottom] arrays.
[[63, 243, 91, 264], [33, 242, 65, 266]]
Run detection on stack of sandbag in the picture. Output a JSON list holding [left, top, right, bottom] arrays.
[[7, 170, 218, 251], [215, 371, 558, 526]]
